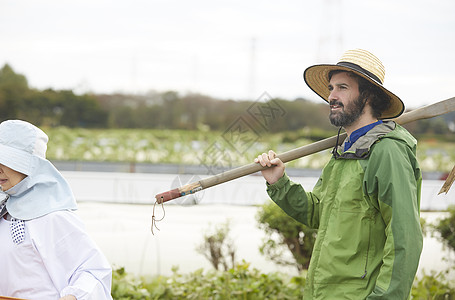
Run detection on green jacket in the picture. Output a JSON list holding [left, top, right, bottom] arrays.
[[267, 121, 423, 299]]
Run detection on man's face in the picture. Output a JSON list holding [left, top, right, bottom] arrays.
[[328, 72, 366, 128]]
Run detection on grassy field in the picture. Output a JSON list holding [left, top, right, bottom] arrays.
[[45, 127, 455, 173]]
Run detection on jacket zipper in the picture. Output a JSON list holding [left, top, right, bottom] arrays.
[[361, 217, 372, 279]]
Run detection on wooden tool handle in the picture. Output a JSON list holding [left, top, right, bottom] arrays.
[[155, 97, 455, 203]]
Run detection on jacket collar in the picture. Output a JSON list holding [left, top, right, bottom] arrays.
[[333, 121, 396, 160]]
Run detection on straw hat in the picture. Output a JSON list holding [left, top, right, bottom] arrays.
[[303, 49, 404, 119]]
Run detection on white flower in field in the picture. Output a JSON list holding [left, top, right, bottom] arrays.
[[136, 139, 149, 149], [191, 140, 201, 150], [104, 147, 114, 156], [126, 150, 135, 160], [420, 157, 437, 171], [83, 151, 93, 160], [181, 153, 197, 164], [92, 147, 102, 156], [136, 151, 147, 162], [174, 142, 182, 152], [72, 137, 85, 147], [98, 138, 116, 147], [146, 149, 167, 163], [55, 147, 65, 159]]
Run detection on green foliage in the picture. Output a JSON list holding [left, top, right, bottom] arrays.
[[411, 269, 455, 299], [256, 201, 317, 272], [433, 205, 455, 253], [420, 217, 428, 237], [40, 126, 453, 172], [417, 141, 455, 173], [0, 64, 107, 127], [111, 267, 151, 299], [281, 127, 333, 143], [195, 220, 236, 271], [2, 63, 454, 171], [97, 93, 334, 132], [111, 263, 306, 299], [412, 207, 455, 299], [111, 265, 455, 299], [2, 63, 455, 142], [0, 64, 29, 119]]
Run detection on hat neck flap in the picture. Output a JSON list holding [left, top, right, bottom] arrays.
[[4, 156, 77, 220]]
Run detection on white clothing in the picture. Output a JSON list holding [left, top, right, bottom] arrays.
[[0, 210, 112, 300]]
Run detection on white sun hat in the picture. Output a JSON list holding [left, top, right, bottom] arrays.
[[0, 119, 77, 220], [0, 119, 48, 175]]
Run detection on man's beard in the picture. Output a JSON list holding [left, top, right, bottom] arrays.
[[329, 96, 366, 127]]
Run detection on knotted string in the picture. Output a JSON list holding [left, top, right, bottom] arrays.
[[151, 197, 166, 235]]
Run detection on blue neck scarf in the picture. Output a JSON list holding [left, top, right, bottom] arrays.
[[344, 120, 383, 151]]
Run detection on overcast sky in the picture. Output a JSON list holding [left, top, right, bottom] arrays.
[[1, 0, 454, 109]]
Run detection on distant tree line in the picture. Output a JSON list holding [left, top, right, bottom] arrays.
[[0, 64, 108, 127], [1, 64, 453, 136], [96, 91, 334, 133]]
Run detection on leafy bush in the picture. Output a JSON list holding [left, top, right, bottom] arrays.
[[411, 269, 455, 299], [411, 206, 455, 299], [112, 261, 455, 300], [111, 263, 306, 299], [112, 264, 455, 299], [111, 267, 152, 299], [256, 201, 317, 272], [195, 220, 236, 271], [433, 205, 455, 253]]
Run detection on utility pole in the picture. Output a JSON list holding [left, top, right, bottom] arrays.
[[316, 0, 344, 63], [248, 37, 256, 100]]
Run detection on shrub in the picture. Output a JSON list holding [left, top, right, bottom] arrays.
[[195, 220, 236, 271], [411, 269, 455, 299], [256, 201, 317, 272], [433, 205, 455, 254], [111, 263, 306, 299]]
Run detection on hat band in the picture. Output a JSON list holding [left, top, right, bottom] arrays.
[[336, 61, 382, 84]]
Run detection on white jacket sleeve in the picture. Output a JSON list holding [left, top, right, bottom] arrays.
[[29, 211, 113, 300]]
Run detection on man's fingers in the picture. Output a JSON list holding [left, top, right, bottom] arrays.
[[255, 153, 269, 167], [261, 153, 272, 167], [268, 150, 276, 159], [255, 154, 265, 166], [255, 151, 281, 167], [270, 158, 282, 165]]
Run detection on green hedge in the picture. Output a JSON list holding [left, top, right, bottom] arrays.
[[111, 262, 306, 299], [111, 264, 455, 299]]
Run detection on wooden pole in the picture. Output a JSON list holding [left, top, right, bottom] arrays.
[[155, 97, 455, 203], [438, 164, 455, 195]]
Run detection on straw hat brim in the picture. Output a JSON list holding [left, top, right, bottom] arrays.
[[303, 64, 404, 119]]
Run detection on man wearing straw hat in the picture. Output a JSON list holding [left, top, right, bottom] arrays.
[[255, 49, 423, 299]]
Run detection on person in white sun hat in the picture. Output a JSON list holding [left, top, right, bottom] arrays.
[[255, 49, 423, 299], [0, 120, 112, 300]]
